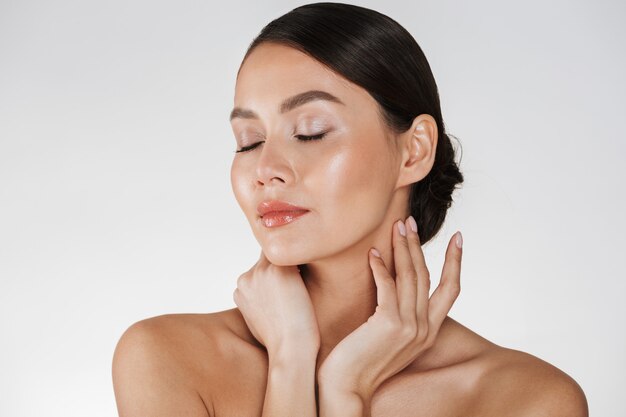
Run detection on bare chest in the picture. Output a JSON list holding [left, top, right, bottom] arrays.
[[204, 349, 477, 417]]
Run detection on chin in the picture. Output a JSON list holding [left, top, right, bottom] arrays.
[[262, 249, 306, 267], [260, 242, 316, 267]]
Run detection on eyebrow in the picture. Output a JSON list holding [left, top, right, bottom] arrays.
[[229, 90, 345, 121]]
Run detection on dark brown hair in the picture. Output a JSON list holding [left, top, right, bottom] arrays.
[[239, 2, 464, 245]]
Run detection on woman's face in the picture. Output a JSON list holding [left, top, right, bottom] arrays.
[[230, 42, 403, 266]]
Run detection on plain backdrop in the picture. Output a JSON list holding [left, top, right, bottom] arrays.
[[1, 0, 624, 415]]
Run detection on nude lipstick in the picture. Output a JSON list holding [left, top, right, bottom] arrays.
[[257, 200, 310, 228]]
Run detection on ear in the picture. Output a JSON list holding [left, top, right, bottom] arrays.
[[395, 114, 438, 189]]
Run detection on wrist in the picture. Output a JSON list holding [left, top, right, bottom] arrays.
[[318, 372, 376, 405], [267, 354, 317, 388], [318, 386, 370, 417], [269, 342, 319, 367]]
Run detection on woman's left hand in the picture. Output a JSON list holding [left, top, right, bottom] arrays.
[[317, 215, 463, 401]]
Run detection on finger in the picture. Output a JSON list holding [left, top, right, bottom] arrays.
[[369, 248, 399, 315], [393, 219, 418, 321], [428, 231, 462, 331], [405, 216, 430, 330]]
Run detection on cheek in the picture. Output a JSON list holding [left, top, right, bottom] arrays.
[[230, 159, 252, 217], [311, 141, 396, 231], [227, 137, 397, 265]]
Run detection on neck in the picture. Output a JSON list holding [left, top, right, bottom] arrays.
[[300, 249, 377, 354], [299, 208, 404, 364]]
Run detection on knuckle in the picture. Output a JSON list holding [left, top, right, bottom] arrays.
[[381, 275, 397, 289], [402, 321, 418, 339], [397, 233, 410, 247], [417, 312, 428, 327], [407, 232, 419, 243], [447, 280, 461, 296], [383, 315, 402, 334], [425, 331, 437, 348], [370, 260, 379, 271], [417, 322, 429, 342], [406, 270, 418, 283], [371, 258, 385, 271], [423, 274, 431, 289]]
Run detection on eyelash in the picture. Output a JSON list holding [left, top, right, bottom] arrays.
[[235, 132, 327, 153]]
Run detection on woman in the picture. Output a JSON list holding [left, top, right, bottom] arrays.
[[112, 3, 588, 416]]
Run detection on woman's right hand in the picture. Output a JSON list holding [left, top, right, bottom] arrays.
[[233, 250, 320, 358]]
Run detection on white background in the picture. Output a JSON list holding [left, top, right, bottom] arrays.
[[1, 0, 624, 415]]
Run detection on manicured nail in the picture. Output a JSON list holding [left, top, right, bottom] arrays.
[[408, 216, 417, 233], [371, 248, 381, 257], [455, 231, 463, 249], [397, 220, 406, 237]]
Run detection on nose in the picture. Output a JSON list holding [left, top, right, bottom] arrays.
[[255, 137, 295, 187]]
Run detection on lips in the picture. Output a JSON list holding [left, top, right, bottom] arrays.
[[256, 200, 309, 217], [256, 200, 310, 228]]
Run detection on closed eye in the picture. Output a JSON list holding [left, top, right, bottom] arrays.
[[235, 132, 328, 153], [295, 132, 326, 141]]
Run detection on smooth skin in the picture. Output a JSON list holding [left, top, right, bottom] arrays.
[[112, 43, 588, 416]]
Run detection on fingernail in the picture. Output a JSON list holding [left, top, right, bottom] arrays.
[[371, 248, 381, 257], [397, 220, 406, 237], [408, 216, 417, 233], [455, 231, 463, 249]]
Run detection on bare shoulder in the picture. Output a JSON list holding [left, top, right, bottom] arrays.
[[473, 346, 589, 417], [380, 318, 588, 417], [112, 309, 253, 417]]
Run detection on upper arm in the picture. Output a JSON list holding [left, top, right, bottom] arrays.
[[520, 372, 588, 417], [477, 351, 588, 417], [112, 318, 212, 417]]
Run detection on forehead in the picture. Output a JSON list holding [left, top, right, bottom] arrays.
[[234, 42, 370, 113]]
